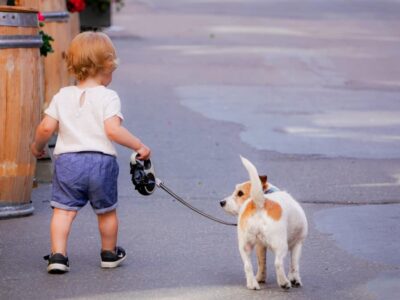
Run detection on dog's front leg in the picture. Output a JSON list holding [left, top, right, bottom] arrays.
[[255, 242, 266, 283], [239, 240, 260, 290]]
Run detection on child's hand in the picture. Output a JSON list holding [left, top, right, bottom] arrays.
[[30, 142, 46, 159], [136, 145, 151, 160]]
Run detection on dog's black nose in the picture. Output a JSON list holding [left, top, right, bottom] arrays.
[[220, 200, 226, 207]]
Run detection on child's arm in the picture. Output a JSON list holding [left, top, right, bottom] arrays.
[[31, 116, 58, 158], [104, 116, 151, 160]]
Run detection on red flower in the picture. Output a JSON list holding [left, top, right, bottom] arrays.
[[37, 12, 45, 21], [67, 0, 86, 13]]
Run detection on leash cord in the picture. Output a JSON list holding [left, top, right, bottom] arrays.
[[156, 179, 237, 227]]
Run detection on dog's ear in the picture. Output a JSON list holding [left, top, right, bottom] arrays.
[[259, 175, 268, 191], [259, 175, 268, 183]]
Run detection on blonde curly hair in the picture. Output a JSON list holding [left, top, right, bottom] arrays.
[[66, 31, 118, 81]]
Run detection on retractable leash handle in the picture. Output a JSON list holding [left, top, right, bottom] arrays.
[[130, 152, 156, 196]]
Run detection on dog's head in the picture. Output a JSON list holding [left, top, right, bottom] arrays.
[[220, 175, 268, 215]]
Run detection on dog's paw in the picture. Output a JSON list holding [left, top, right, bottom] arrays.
[[255, 273, 266, 283], [280, 282, 291, 290], [290, 279, 302, 288], [288, 273, 302, 288], [247, 278, 261, 290]]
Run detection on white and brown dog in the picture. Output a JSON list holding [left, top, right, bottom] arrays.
[[220, 156, 308, 290]]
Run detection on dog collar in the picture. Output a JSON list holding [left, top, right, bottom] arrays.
[[264, 184, 280, 194]]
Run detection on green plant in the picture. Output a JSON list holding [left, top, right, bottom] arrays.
[[39, 23, 54, 57]]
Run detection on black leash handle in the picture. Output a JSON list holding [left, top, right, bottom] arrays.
[[155, 178, 237, 227]]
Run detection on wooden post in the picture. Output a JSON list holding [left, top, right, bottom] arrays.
[[0, 5, 41, 218]]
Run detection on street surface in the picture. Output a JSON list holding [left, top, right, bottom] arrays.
[[1, 0, 400, 299]]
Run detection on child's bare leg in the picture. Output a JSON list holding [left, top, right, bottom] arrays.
[[50, 208, 77, 255], [97, 209, 118, 252]]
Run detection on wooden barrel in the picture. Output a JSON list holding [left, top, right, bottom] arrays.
[[39, 0, 71, 107], [0, 6, 41, 218]]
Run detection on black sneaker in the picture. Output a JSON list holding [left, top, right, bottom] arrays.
[[43, 253, 70, 274], [100, 246, 126, 268]]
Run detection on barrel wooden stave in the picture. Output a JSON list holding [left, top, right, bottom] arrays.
[[0, 6, 40, 209]]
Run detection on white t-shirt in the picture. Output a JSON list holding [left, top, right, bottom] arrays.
[[45, 85, 124, 156]]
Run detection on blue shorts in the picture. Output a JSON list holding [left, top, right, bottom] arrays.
[[51, 152, 119, 214]]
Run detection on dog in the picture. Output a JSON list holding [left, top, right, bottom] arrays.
[[220, 156, 308, 290]]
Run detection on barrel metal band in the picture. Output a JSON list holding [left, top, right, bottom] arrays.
[[42, 11, 69, 22], [0, 35, 42, 49], [0, 11, 38, 27]]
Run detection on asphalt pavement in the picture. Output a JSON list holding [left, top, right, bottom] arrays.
[[1, 0, 400, 299]]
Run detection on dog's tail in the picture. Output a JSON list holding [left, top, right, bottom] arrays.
[[240, 156, 265, 209]]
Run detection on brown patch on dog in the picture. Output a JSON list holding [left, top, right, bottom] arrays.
[[235, 182, 251, 206], [239, 200, 256, 230], [264, 199, 282, 221], [239, 198, 282, 229]]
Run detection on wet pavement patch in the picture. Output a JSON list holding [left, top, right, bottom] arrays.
[[365, 271, 400, 300], [176, 85, 400, 159], [314, 204, 400, 266]]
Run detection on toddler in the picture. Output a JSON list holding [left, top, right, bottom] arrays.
[[31, 31, 151, 274]]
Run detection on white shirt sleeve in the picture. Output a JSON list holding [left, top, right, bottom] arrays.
[[44, 94, 59, 120], [104, 92, 124, 121]]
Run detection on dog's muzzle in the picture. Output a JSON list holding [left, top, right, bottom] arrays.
[[220, 200, 226, 207]]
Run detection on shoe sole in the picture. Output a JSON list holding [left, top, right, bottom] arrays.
[[101, 255, 126, 268], [47, 263, 70, 274]]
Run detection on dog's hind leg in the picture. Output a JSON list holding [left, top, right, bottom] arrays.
[[288, 241, 303, 287], [255, 243, 266, 283], [239, 241, 260, 290], [274, 246, 291, 290]]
